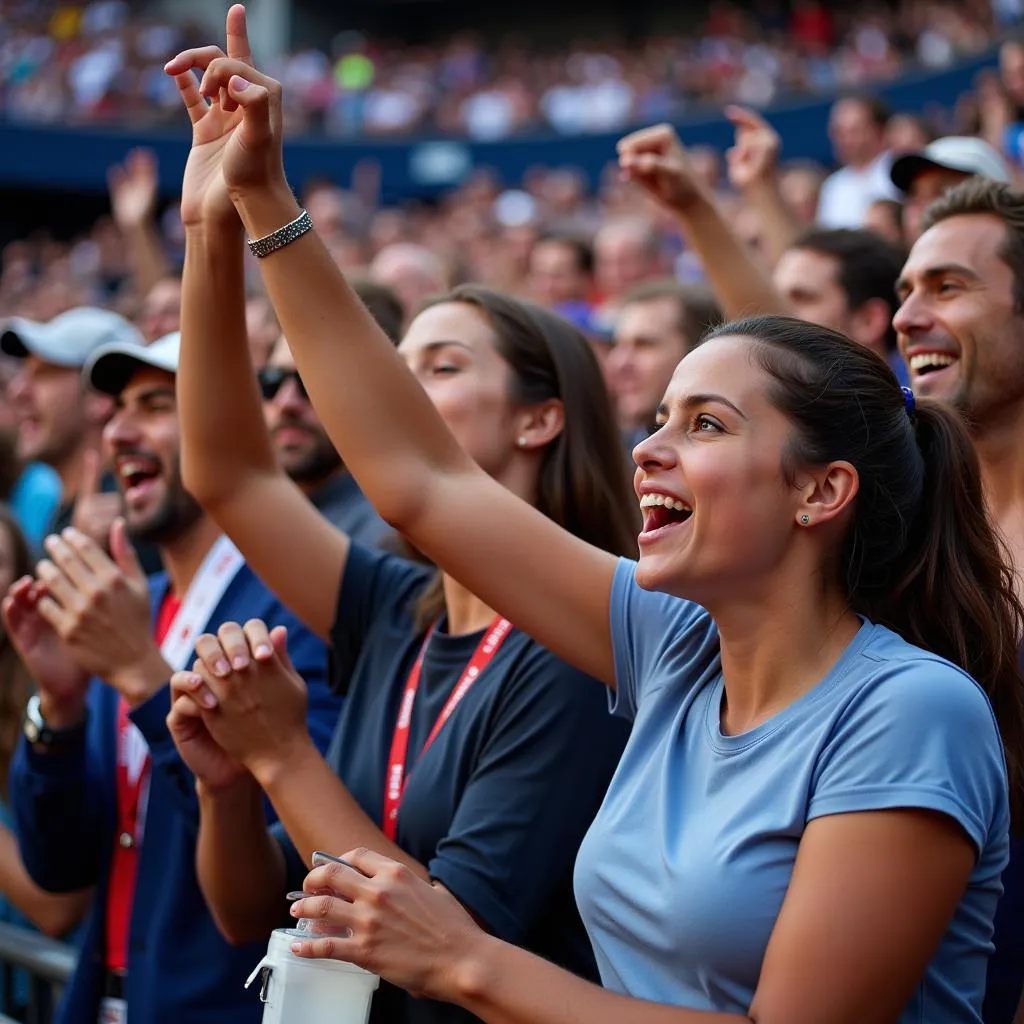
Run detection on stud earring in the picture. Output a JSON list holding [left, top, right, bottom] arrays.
[[517, 437, 527, 447], [800, 514, 810, 525]]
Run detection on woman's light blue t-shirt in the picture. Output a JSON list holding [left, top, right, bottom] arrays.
[[573, 559, 1010, 1022]]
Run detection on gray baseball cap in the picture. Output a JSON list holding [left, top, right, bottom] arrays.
[[890, 136, 1012, 192], [0, 307, 145, 368], [84, 331, 181, 397]]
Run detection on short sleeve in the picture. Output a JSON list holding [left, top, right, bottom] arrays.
[[809, 660, 1008, 856], [329, 543, 431, 696], [427, 650, 629, 944], [609, 557, 717, 720]]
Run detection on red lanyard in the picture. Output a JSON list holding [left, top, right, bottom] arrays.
[[383, 616, 513, 841]]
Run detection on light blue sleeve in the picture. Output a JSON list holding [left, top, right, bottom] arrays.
[[608, 557, 718, 720], [808, 659, 1008, 855]]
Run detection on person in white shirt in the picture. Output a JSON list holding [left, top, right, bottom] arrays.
[[817, 94, 901, 229]]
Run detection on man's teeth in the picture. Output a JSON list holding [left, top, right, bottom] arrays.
[[909, 353, 957, 372], [639, 494, 691, 512]]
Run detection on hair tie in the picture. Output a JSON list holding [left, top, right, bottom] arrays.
[[901, 385, 916, 419]]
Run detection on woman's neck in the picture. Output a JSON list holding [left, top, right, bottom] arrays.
[[713, 575, 861, 736], [441, 573, 499, 637]]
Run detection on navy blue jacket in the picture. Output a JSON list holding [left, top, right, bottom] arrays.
[[11, 563, 342, 1024]]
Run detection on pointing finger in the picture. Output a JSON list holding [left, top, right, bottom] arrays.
[[225, 3, 254, 65]]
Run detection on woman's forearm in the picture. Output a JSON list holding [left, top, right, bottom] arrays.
[[179, 222, 279, 506], [231, 184, 473, 531], [253, 740, 429, 882], [674, 190, 789, 321], [451, 935, 747, 1024], [196, 774, 287, 945]]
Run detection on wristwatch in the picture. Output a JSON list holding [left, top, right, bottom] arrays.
[[23, 694, 87, 751]]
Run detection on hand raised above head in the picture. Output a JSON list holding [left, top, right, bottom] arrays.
[[164, 4, 287, 227], [724, 106, 782, 192], [616, 123, 707, 215]]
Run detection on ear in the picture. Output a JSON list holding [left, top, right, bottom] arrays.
[[84, 391, 115, 429], [847, 298, 892, 355], [795, 460, 859, 529], [512, 398, 565, 453]]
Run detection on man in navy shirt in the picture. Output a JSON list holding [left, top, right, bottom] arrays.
[[4, 332, 342, 1024]]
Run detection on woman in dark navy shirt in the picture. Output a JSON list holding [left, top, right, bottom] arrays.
[[165, 112, 637, 1021]]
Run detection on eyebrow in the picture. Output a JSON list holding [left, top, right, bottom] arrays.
[[895, 262, 982, 295], [119, 387, 176, 406], [656, 393, 749, 421], [416, 340, 475, 355]]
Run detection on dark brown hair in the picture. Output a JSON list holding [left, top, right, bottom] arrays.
[[702, 315, 1024, 823], [619, 279, 724, 353], [408, 285, 640, 629], [348, 276, 406, 344], [922, 177, 1024, 313], [0, 506, 33, 798]]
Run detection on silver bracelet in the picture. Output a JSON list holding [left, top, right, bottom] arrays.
[[247, 209, 313, 259]]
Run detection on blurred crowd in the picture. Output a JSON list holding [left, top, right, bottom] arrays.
[[0, 0, 1017, 139]]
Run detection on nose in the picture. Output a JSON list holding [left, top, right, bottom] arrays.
[[892, 289, 933, 340], [632, 424, 677, 471], [104, 406, 142, 450], [274, 377, 307, 414]]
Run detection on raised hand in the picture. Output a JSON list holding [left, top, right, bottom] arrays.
[[617, 123, 707, 214], [167, 683, 248, 790], [2, 577, 91, 722], [108, 149, 159, 232], [70, 449, 122, 553], [164, 4, 285, 227], [725, 106, 781, 192], [174, 620, 310, 783], [35, 521, 169, 706]]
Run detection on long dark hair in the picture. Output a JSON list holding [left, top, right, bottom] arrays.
[[703, 315, 1024, 822], [0, 505, 33, 799], [409, 285, 640, 628]]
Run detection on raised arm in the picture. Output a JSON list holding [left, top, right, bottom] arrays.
[[166, 15, 619, 685], [170, 22, 347, 641]]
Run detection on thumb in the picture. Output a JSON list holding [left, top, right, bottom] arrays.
[[270, 625, 294, 672], [724, 105, 765, 129], [110, 518, 145, 582], [80, 449, 103, 501]]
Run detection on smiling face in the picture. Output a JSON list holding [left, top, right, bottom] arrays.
[[895, 213, 1024, 423], [397, 302, 524, 479], [103, 367, 203, 543], [632, 335, 805, 601]]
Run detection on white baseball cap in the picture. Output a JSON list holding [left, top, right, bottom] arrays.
[[1, 307, 145, 368], [890, 136, 1012, 192], [84, 331, 181, 396]]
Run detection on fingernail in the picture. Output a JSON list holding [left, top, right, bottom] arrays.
[[230, 75, 249, 91], [290, 943, 303, 954], [201, 691, 217, 709], [232, 656, 249, 670], [254, 644, 272, 659], [214, 659, 230, 676], [289, 903, 300, 916]]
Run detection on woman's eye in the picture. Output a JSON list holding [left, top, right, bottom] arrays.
[[695, 414, 721, 432], [430, 363, 459, 375]]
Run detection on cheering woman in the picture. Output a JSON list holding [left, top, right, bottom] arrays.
[[166, 10, 1024, 1023], [162, 11, 634, 1024]]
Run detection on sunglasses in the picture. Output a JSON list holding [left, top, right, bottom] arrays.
[[257, 366, 307, 401]]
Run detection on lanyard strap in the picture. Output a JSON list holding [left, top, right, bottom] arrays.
[[383, 616, 513, 841]]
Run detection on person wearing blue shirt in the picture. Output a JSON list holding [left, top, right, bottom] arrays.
[[2, 332, 343, 1024]]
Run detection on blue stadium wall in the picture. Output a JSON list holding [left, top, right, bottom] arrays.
[[0, 48, 1000, 203]]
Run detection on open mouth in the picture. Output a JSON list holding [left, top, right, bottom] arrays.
[[116, 456, 162, 504], [639, 493, 693, 539], [908, 352, 958, 379]]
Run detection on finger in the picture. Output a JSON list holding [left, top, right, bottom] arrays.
[[242, 619, 273, 661], [724, 105, 767, 130], [43, 535, 95, 591], [198, 58, 274, 101], [109, 519, 145, 583], [36, 594, 73, 636], [163, 45, 228, 77], [79, 449, 103, 500], [303, 860, 369, 898], [168, 691, 204, 720], [174, 70, 209, 125], [35, 558, 83, 612], [616, 123, 675, 155], [59, 527, 115, 577], [289, 935, 360, 962], [171, 669, 218, 710], [217, 621, 251, 671], [338, 847, 397, 880], [621, 152, 667, 178], [225, 3, 254, 65], [194, 633, 232, 678], [269, 624, 295, 674]]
